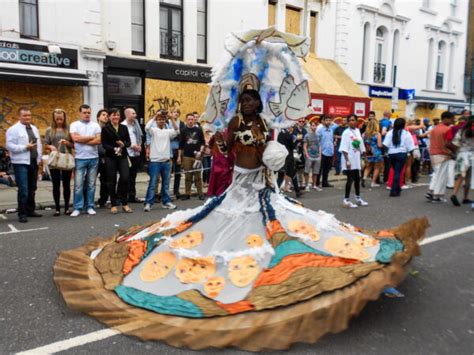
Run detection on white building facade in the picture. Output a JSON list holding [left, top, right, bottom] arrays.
[[0, 0, 469, 146]]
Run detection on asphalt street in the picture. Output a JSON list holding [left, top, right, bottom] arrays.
[[0, 176, 473, 355]]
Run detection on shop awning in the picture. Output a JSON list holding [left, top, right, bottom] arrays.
[[301, 54, 371, 117], [0, 68, 89, 86], [302, 54, 368, 97]]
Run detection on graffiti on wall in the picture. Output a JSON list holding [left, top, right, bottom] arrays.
[[0, 97, 48, 134], [147, 96, 181, 120]]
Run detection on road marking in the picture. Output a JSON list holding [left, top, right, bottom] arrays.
[[16, 329, 121, 355], [0, 214, 7, 220], [0, 225, 48, 235], [420, 225, 474, 246], [15, 225, 474, 354]]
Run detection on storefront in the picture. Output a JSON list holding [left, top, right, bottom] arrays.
[[0, 38, 88, 145], [103, 56, 212, 126], [408, 97, 467, 120], [302, 55, 371, 119]]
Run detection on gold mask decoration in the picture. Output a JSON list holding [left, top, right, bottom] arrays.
[[175, 257, 216, 284], [203, 276, 226, 298], [170, 231, 204, 249], [324, 236, 370, 261], [288, 220, 320, 241], [246, 234, 264, 248], [228, 256, 260, 287], [140, 251, 177, 282]]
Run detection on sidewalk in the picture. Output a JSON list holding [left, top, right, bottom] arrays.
[[0, 171, 346, 213]]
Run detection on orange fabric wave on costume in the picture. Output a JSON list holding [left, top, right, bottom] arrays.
[[123, 241, 147, 275], [377, 230, 395, 238], [175, 222, 193, 233], [253, 253, 360, 287], [216, 300, 255, 314], [265, 220, 285, 239]]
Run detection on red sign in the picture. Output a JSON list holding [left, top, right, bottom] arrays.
[[328, 105, 351, 116]]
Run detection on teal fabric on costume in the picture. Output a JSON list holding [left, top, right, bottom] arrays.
[[142, 233, 164, 259], [115, 285, 204, 318], [376, 238, 404, 263], [269, 240, 330, 268]]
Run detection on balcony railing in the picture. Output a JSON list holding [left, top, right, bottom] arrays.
[[435, 72, 444, 90], [373, 63, 386, 83]]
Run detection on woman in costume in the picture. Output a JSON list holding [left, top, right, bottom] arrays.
[[54, 27, 428, 350]]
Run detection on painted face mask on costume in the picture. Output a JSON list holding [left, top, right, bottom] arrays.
[[288, 220, 320, 241], [140, 251, 177, 282], [324, 236, 370, 260], [203, 276, 226, 298], [175, 257, 216, 284], [228, 256, 260, 287], [170, 231, 204, 249], [246, 234, 264, 248], [354, 236, 380, 248]]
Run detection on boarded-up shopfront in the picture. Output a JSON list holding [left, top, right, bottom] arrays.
[[303, 55, 371, 119], [0, 39, 88, 146], [104, 56, 211, 125]]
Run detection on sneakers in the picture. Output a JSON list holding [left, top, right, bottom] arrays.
[[162, 202, 177, 210], [355, 197, 368, 206], [401, 185, 412, 190], [370, 182, 380, 188], [343, 199, 358, 208], [70, 210, 81, 217], [305, 185, 311, 192], [431, 197, 447, 203], [312, 185, 322, 191], [87, 208, 97, 215], [144, 203, 151, 212], [425, 192, 433, 201]]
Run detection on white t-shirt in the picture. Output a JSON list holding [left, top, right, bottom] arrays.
[[146, 120, 178, 162], [383, 130, 415, 154], [70, 120, 102, 159], [122, 121, 140, 157], [339, 127, 365, 171]]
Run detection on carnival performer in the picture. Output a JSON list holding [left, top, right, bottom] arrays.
[[54, 27, 428, 351]]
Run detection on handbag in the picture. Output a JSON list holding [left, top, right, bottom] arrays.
[[48, 143, 75, 171]]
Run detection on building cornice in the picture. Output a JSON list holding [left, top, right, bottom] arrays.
[[356, 4, 410, 23]]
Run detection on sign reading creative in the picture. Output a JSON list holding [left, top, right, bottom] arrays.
[[0, 40, 78, 69]]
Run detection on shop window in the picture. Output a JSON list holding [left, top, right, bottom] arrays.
[[309, 12, 317, 54], [107, 75, 143, 96], [19, 0, 39, 39], [131, 0, 145, 55], [197, 0, 207, 63], [160, 0, 183, 60], [285, 6, 301, 35]]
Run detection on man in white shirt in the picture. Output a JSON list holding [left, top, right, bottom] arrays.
[[69, 104, 102, 217], [122, 107, 143, 203], [6, 107, 43, 223], [144, 111, 179, 211]]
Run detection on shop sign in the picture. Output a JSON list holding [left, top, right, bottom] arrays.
[[448, 105, 467, 114], [369, 85, 393, 99], [0, 40, 78, 69], [354, 102, 366, 116], [155, 62, 212, 83], [328, 104, 351, 116], [399, 89, 415, 100], [311, 99, 324, 114]]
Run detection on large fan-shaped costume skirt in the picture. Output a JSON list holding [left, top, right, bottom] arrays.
[[54, 167, 428, 350]]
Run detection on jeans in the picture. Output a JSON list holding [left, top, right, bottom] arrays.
[[50, 168, 72, 211], [202, 156, 212, 184], [145, 161, 171, 205], [389, 153, 407, 196], [105, 157, 130, 207], [73, 158, 99, 211], [334, 151, 342, 174], [13, 162, 38, 218]]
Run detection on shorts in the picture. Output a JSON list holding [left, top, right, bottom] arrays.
[[454, 151, 473, 178], [304, 157, 321, 174]]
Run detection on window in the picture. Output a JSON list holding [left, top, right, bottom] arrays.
[[107, 75, 142, 96], [19, 0, 38, 38], [160, 0, 183, 60], [131, 0, 145, 55], [361, 22, 370, 81], [374, 26, 386, 83], [268, 1, 276, 26], [426, 38, 434, 89], [392, 30, 400, 87], [285, 7, 301, 35], [436, 41, 446, 90], [309, 12, 317, 54], [450, 0, 457, 17], [197, 0, 207, 63]]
